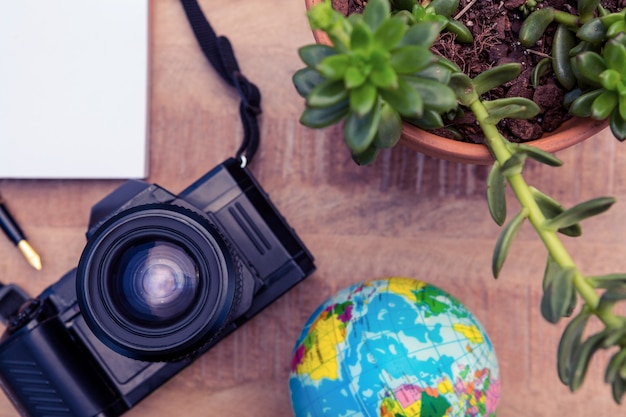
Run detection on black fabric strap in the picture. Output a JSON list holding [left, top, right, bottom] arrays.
[[180, 0, 262, 165]]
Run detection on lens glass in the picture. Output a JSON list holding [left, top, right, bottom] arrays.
[[111, 240, 200, 325]]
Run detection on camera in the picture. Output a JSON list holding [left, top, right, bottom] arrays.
[[0, 158, 315, 417]]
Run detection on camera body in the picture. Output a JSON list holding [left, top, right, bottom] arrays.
[[0, 158, 315, 417]]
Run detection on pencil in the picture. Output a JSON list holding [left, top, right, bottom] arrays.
[[0, 195, 42, 270]]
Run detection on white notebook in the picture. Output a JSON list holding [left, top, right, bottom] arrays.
[[0, 1, 149, 179]]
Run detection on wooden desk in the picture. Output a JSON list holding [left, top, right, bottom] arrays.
[[1, 0, 625, 415]]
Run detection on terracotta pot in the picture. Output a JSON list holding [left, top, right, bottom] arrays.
[[303, 0, 609, 164]]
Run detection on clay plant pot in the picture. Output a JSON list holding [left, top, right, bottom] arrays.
[[303, 0, 609, 164]]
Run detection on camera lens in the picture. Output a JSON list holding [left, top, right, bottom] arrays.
[[77, 204, 241, 361], [113, 240, 199, 325]]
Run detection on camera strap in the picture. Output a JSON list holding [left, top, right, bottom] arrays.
[[180, 0, 262, 167]]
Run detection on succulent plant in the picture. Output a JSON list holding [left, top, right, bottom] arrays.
[[294, 0, 459, 163]]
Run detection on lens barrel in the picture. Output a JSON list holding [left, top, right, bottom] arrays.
[[76, 204, 240, 361]]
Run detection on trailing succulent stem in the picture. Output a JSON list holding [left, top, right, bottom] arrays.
[[437, 57, 626, 400], [295, 0, 626, 402], [453, 65, 626, 402]]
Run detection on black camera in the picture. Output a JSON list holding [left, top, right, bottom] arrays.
[[0, 158, 315, 417]]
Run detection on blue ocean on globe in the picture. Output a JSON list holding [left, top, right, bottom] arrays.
[[289, 277, 499, 417]]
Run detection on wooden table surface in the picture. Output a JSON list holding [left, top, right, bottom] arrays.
[[2, 1, 626, 415]]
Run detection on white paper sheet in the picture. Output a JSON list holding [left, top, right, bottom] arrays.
[[0, 0, 149, 179]]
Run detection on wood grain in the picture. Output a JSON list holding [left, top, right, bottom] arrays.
[[1, 0, 626, 415]]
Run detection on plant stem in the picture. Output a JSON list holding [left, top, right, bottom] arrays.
[[470, 99, 624, 329], [553, 9, 580, 26]]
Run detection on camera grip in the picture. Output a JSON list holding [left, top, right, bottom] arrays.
[[180, 158, 315, 282], [0, 317, 127, 417]]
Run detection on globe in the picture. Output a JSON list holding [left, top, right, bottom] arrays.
[[289, 277, 500, 417]]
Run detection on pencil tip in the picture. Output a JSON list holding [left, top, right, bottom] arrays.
[[17, 240, 42, 271]]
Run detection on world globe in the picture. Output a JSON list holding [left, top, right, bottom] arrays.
[[289, 277, 499, 417]]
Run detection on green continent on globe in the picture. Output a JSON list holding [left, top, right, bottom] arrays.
[[289, 277, 499, 417]]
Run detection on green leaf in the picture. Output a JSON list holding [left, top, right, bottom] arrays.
[[569, 40, 597, 57], [606, 348, 626, 384], [563, 88, 582, 109], [612, 375, 626, 404], [298, 44, 338, 67], [557, 310, 591, 385], [300, 100, 350, 128], [569, 330, 610, 392], [569, 89, 603, 117], [592, 91, 618, 120], [607, 20, 626, 38], [610, 108, 626, 141], [345, 65, 369, 89], [542, 255, 560, 291], [449, 73, 477, 106], [363, 0, 390, 32], [553, 24, 576, 90], [348, 8, 365, 26], [428, 0, 459, 17], [398, 21, 441, 48], [492, 209, 528, 278], [500, 152, 527, 177], [540, 266, 576, 323], [307, 79, 349, 108], [520, 7, 556, 47], [379, 77, 424, 117], [597, 4, 609, 18], [374, 16, 407, 49], [307, 0, 343, 32], [416, 60, 453, 83], [436, 56, 461, 73], [473, 63, 522, 96], [483, 97, 541, 124], [349, 82, 377, 116], [578, 0, 600, 22], [529, 187, 582, 237], [351, 22, 374, 51], [402, 76, 457, 113], [600, 10, 626, 28], [543, 197, 616, 231], [600, 69, 622, 91], [317, 54, 351, 80], [344, 105, 382, 154], [370, 63, 399, 89], [509, 143, 563, 167], [606, 347, 626, 403], [405, 109, 444, 130], [487, 161, 507, 226], [577, 18, 608, 43], [373, 102, 402, 148], [352, 144, 380, 165], [604, 37, 626, 76], [389, 46, 434, 74], [445, 18, 473, 43], [588, 273, 626, 289], [573, 51, 607, 86], [531, 58, 552, 88], [602, 326, 626, 348], [619, 89, 626, 120], [293, 67, 325, 98], [600, 285, 626, 303]]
